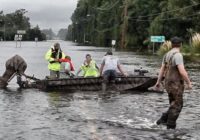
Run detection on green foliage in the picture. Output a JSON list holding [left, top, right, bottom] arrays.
[[41, 29, 55, 40], [68, 0, 200, 52], [0, 9, 45, 41]]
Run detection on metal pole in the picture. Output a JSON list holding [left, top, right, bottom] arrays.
[[84, 33, 86, 43], [3, 24, 5, 41], [153, 42, 155, 54]]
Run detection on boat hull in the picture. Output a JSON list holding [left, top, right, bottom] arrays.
[[30, 76, 157, 92]]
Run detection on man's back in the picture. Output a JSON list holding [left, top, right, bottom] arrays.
[[102, 55, 119, 73]]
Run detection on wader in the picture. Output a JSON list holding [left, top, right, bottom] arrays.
[[157, 52, 184, 129]]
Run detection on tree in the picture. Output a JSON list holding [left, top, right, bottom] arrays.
[[57, 28, 68, 40]]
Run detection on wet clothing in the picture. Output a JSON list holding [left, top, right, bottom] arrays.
[[158, 48, 185, 129], [101, 55, 119, 73], [103, 70, 117, 83], [162, 49, 183, 66], [0, 55, 27, 88], [101, 55, 120, 82], [45, 47, 65, 78], [80, 60, 99, 77]]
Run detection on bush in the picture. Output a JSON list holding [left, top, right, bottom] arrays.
[[157, 41, 172, 56], [191, 33, 200, 54]]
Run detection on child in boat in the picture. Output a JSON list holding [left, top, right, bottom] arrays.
[[76, 54, 99, 77], [59, 56, 75, 78]]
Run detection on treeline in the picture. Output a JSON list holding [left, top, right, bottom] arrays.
[[0, 9, 46, 41], [67, 0, 200, 50]]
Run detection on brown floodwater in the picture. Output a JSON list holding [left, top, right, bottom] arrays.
[[0, 41, 199, 140]]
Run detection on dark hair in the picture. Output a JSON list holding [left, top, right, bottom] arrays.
[[54, 42, 60, 47], [171, 37, 182, 45], [65, 55, 71, 60], [86, 54, 91, 58], [106, 50, 113, 55]]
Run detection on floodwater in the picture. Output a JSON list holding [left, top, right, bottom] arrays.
[[0, 41, 199, 140]]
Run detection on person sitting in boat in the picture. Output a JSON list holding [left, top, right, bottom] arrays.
[[76, 54, 99, 77], [45, 43, 65, 79], [100, 50, 127, 91], [59, 56, 75, 78]]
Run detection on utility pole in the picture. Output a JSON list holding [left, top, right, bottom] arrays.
[[0, 19, 5, 41], [120, 0, 128, 49]]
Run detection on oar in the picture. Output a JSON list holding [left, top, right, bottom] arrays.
[[7, 72, 17, 83], [21, 73, 40, 81]]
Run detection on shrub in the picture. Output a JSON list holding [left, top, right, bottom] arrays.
[[157, 41, 172, 56], [191, 33, 200, 54]]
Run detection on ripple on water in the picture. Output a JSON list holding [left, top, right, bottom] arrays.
[[0, 41, 200, 139]]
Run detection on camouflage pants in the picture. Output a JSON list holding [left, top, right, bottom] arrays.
[[160, 80, 184, 128]]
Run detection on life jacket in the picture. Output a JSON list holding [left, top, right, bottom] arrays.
[[81, 60, 99, 77], [50, 48, 63, 63], [59, 58, 75, 71], [45, 49, 65, 71]]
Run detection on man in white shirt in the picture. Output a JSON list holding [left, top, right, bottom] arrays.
[[100, 50, 127, 92]]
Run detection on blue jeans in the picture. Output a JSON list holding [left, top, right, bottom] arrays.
[[103, 70, 117, 83]]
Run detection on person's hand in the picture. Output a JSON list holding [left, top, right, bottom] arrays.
[[54, 58, 59, 62], [185, 83, 192, 90], [123, 72, 128, 77], [155, 82, 161, 88]]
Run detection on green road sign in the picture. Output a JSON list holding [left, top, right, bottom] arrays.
[[151, 36, 165, 43]]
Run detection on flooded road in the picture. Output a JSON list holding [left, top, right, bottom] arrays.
[[0, 41, 200, 140]]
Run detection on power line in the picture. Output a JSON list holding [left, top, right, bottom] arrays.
[[130, 2, 200, 20], [94, 0, 120, 11], [129, 12, 200, 22]]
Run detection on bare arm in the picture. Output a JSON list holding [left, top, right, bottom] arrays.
[[117, 64, 127, 76], [95, 64, 99, 70], [177, 64, 192, 89], [155, 64, 165, 86], [99, 63, 105, 76], [76, 68, 82, 76]]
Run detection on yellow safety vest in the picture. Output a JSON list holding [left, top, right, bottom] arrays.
[[45, 49, 65, 71], [81, 60, 99, 77]]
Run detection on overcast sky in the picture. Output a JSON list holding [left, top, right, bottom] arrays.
[[0, 0, 78, 33]]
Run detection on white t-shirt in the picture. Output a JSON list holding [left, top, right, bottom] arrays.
[[101, 55, 119, 73]]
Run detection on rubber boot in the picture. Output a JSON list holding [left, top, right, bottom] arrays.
[[167, 124, 176, 129], [156, 112, 168, 125]]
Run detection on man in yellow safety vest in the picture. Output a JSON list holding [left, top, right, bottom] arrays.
[[45, 42, 65, 78]]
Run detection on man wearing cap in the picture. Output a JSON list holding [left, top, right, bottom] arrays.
[[45, 43, 65, 78], [154, 36, 192, 129], [100, 50, 127, 92]]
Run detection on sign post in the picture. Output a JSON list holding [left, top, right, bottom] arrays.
[[14, 34, 23, 47], [111, 40, 116, 52], [14, 35, 18, 48], [150, 36, 165, 54], [35, 37, 38, 47], [15, 30, 26, 48]]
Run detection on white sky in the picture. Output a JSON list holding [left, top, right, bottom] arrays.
[[0, 0, 78, 33]]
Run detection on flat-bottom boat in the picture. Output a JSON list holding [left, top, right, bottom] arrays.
[[26, 75, 157, 92]]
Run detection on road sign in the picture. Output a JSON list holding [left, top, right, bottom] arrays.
[[151, 36, 165, 43], [111, 40, 116, 46], [17, 30, 26, 34]]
